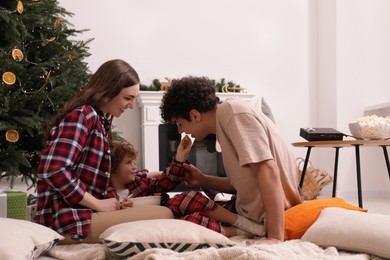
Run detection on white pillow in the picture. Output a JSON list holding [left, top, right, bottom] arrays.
[[99, 219, 234, 257], [0, 217, 63, 260], [301, 207, 390, 259]]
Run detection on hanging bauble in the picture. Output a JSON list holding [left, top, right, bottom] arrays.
[[16, 1, 23, 14], [48, 37, 56, 42], [55, 19, 61, 29], [2, 72, 16, 85], [68, 54, 76, 61], [11, 48, 24, 61], [5, 130, 20, 143]]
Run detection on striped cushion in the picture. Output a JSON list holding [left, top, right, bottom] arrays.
[[99, 219, 234, 257]]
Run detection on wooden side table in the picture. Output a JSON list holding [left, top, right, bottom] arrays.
[[292, 140, 390, 207]]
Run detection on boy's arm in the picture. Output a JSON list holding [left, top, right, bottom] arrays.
[[129, 135, 193, 194], [182, 163, 235, 193], [151, 160, 188, 191], [147, 171, 162, 178], [129, 160, 187, 194]]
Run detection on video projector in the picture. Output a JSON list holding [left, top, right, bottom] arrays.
[[300, 127, 344, 141]]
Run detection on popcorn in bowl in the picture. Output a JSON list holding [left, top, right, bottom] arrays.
[[349, 115, 390, 140]]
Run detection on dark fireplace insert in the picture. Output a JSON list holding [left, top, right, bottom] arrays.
[[158, 123, 226, 192]]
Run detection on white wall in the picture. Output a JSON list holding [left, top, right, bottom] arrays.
[[58, 0, 311, 166], [5, 0, 387, 198], [314, 0, 390, 198], [335, 0, 390, 197]]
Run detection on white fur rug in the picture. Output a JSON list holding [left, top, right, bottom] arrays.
[[44, 237, 381, 260], [129, 238, 372, 260]]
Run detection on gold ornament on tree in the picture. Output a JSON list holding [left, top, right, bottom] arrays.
[[11, 48, 24, 61], [68, 54, 76, 61], [2, 71, 16, 85], [55, 19, 61, 29], [5, 130, 20, 143], [16, 1, 23, 14], [47, 37, 56, 42]]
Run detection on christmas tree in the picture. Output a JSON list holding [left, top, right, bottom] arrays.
[[0, 0, 92, 187]]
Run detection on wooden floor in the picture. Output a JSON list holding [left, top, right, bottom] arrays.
[[340, 197, 390, 215]]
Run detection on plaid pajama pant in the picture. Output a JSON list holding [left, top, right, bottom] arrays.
[[165, 190, 236, 234]]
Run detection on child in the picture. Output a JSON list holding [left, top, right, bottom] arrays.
[[109, 137, 265, 237]]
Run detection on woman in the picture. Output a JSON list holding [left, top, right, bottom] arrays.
[[35, 59, 169, 244]]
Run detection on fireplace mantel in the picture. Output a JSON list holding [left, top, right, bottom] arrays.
[[136, 91, 257, 170]]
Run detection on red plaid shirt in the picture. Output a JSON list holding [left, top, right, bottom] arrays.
[[35, 105, 113, 239]]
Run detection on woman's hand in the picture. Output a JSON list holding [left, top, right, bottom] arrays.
[[95, 198, 121, 212], [175, 135, 193, 162], [79, 192, 121, 211], [120, 197, 134, 209]]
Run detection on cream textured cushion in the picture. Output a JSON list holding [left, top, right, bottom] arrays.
[[0, 217, 63, 260], [99, 219, 234, 257], [301, 207, 390, 259]]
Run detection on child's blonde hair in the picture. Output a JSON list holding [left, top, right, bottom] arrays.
[[110, 140, 138, 174]]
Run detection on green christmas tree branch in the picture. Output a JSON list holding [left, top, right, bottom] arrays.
[[0, 0, 92, 187]]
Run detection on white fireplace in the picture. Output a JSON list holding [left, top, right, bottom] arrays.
[[136, 91, 257, 171]]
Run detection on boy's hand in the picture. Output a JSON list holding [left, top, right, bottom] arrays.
[[175, 134, 193, 162], [183, 163, 205, 186]]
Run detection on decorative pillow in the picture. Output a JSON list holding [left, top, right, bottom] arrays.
[[99, 219, 235, 257], [302, 207, 390, 259], [284, 197, 367, 240], [0, 217, 63, 260]]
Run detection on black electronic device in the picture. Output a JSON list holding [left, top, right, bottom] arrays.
[[300, 127, 344, 141]]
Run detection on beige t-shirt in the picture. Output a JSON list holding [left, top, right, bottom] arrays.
[[216, 98, 301, 222]]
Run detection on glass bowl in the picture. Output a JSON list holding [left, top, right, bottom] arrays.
[[349, 121, 390, 140]]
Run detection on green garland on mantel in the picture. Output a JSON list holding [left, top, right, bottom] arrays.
[[140, 78, 244, 93]]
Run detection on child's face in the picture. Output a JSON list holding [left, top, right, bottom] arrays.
[[114, 155, 137, 184]]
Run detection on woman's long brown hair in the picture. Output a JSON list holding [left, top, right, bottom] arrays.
[[44, 59, 139, 142]]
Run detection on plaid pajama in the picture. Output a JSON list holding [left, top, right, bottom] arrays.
[[115, 161, 238, 235], [166, 191, 234, 234], [36, 105, 113, 239]]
